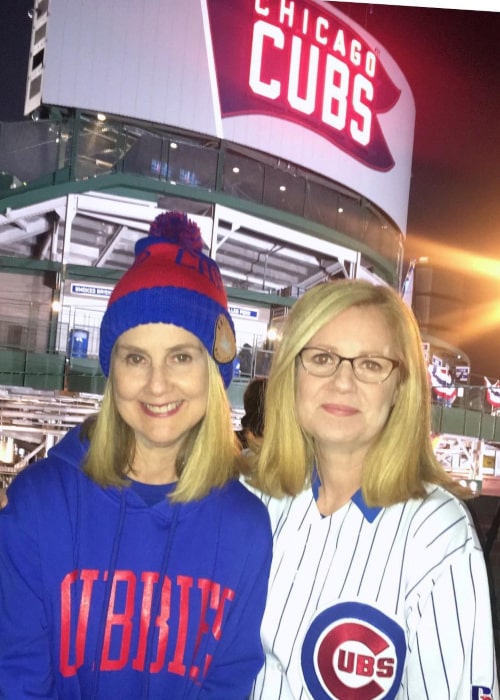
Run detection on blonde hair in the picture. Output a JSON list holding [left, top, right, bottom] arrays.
[[251, 279, 471, 506], [83, 353, 238, 502]]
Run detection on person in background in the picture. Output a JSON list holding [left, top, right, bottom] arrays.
[[237, 343, 253, 377], [0, 211, 272, 699], [244, 279, 498, 700], [236, 377, 268, 451]]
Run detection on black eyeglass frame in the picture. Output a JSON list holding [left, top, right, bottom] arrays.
[[298, 347, 400, 384]]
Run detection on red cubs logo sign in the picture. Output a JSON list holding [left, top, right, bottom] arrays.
[[301, 602, 406, 699], [206, 0, 401, 171]]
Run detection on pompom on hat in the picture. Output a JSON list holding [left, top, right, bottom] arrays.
[[99, 211, 236, 387]]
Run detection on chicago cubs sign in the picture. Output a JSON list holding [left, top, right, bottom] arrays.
[[206, 0, 400, 170], [39, 0, 415, 231]]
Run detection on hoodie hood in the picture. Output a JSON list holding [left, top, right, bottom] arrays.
[[48, 424, 202, 520]]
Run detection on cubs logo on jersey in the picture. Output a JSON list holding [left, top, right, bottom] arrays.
[[301, 601, 406, 699]]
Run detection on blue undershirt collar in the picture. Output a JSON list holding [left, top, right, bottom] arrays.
[[128, 479, 176, 506]]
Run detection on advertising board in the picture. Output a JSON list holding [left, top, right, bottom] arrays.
[[37, 0, 415, 231]]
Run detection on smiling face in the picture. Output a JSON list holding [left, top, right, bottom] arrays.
[[296, 305, 400, 465], [112, 323, 209, 480]]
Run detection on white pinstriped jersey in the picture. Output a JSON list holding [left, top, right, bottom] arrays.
[[248, 483, 499, 700]]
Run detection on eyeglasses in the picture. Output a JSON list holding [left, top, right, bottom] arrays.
[[298, 347, 400, 384]]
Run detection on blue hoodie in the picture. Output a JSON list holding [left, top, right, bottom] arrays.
[[0, 426, 272, 699]]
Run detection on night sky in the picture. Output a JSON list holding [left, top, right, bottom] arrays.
[[1, 1, 500, 379], [0, 0, 32, 121]]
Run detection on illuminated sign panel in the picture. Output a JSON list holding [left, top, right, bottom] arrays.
[[206, 0, 400, 170], [229, 305, 259, 319], [70, 284, 112, 299], [38, 0, 414, 231]]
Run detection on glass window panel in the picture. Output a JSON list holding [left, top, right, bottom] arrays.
[[168, 141, 217, 189], [123, 133, 164, 179], [222, 150, 265, 203], [263, 166, 305, 216]]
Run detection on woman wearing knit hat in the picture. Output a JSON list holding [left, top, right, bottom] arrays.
[[0, 212, 272, 699]]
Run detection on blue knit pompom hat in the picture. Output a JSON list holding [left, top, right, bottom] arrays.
[[99, 211, 236, 387]]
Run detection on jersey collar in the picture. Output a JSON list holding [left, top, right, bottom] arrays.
[[312, 466, 382, 523]]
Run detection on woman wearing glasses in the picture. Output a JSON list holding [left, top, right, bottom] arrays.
[[246, 279, 498, 700]]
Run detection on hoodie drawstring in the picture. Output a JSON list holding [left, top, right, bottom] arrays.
[[177, 494, 224, 699], [140, 503, 181, 699], [89, 490, 127, 700]]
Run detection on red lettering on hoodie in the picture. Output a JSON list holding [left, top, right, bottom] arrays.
[[189, 578, 235, 680], [132, 571, 159, 670], [60, 569, 99, 677], [101, 570, 136, 670], [167, 575, 193, 675], [59, 569, 235, 680]]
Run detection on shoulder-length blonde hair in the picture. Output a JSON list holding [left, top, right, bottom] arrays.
[[251, 279, 471, 506], [82, 353, 238, 502]]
